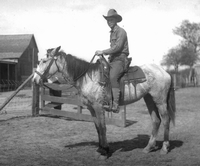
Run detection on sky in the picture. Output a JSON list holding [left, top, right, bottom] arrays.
[[1, 0, 200, 65]]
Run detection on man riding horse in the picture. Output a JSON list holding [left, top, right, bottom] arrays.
[[95, 9, 130, 113]]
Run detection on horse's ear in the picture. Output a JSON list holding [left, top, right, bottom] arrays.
[[56, 46, 61, 53], [51, 46, 61, 56]]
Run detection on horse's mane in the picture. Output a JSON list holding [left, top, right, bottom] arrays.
[[57, 51, 99, 81]]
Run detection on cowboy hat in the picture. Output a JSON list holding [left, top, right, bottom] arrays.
[[103, 9, 122, 22]]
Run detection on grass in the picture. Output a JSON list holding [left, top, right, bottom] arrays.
[[175, 87, 200, 112]]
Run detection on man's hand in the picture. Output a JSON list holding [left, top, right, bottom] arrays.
[[95, 50, 103, 56]]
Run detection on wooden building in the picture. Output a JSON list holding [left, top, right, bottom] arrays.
[[0, 34, 39, 90]]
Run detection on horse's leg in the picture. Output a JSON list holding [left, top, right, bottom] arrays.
[[156, 103, 170, 154], [143, 94, 161, 153], [88, 104, 109, 159]]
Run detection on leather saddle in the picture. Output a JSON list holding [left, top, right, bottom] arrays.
[[98, 56, 146, 102]]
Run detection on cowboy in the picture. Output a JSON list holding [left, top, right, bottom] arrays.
[[95, 9, 129, 113]]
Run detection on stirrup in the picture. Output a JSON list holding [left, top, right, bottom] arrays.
[[103, 104, 120, 113], [111, 107, 120, 113], [111, 101, 120, 113]]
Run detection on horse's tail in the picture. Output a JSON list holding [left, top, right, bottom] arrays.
[[167, 74, 176, 126]]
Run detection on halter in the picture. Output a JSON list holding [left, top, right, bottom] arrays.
[[35, 56, 60, 82]]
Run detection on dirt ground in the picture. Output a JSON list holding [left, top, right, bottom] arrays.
[[0, 87, 200, 166]]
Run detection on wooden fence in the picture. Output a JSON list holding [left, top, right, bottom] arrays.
[[32, 82, 127, 127]]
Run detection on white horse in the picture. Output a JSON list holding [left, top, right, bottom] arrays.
[[33, 46, 175, 159]]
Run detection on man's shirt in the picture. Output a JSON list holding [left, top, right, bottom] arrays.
[[103, 25, 129, 57]]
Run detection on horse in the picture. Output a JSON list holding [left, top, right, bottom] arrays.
[[33, 46, 176, 159]]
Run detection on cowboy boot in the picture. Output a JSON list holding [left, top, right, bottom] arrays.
[[111, 88, 120, 113]]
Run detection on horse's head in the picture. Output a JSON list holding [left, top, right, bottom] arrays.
[[33, 46, 63, 84], [33, 46, 105, 87]]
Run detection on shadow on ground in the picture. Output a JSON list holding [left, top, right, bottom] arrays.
[[65, 134, 183, 154]]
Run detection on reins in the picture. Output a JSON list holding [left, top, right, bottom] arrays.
[[73, 53, 97, 82], [60, 53, 97, 90]]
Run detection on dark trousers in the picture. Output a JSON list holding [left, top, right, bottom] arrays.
[[49, 81, 62, 110], [110, 60, 124, 88]]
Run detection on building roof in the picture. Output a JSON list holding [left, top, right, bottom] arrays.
[[0, 34, 38, 59]]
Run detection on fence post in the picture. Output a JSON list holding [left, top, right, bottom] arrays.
[[77, 106, 82, 114], [173, 74, 177, 89], [32, 82, 40, 116], [120, 105, 126, 127]]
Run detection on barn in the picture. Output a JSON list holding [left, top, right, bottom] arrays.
[[0, 34, 39, 91]]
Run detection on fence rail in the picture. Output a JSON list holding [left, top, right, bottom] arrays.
[[32, 82, 127, 127]]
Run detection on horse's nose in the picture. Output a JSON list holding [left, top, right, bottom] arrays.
[[32, 75, 40, 85], [32, 75, 36, 83]]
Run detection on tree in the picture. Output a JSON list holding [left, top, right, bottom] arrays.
[[173, 20, 200, 66], [179, 44, 199, 68], [161, 46, 182, 73]]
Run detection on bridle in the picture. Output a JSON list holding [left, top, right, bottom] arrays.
[[35, 56, 60, 82]]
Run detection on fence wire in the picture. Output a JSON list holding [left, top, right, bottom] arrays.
[[0, 87, 33, 121]]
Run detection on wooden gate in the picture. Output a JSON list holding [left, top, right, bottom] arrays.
[[32, 82, 127, 127]]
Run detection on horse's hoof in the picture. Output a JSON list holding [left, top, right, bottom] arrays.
[[143, 147, 151, 153], [160, 141, 169, 155], [143, 145, 158, 153], [99, 155, 108, 160], [160, 149, 168, 155], [95, 151, 101, 158], [94, 151, 107, 160]]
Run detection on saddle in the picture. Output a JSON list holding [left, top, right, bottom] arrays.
[[98, 56, 146, 103], [119, 65, 146, 101]]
